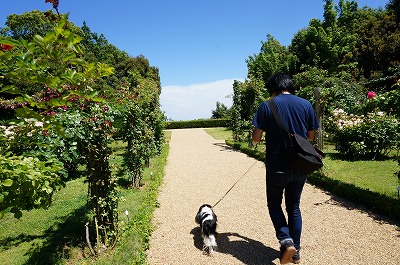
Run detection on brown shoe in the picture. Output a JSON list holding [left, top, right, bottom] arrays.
[[292, 250, 301, 264], [279, 241, 296, 264]]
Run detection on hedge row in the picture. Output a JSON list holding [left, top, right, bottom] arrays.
[[165, 118, 230, 129], [225, 140, 400, 224]]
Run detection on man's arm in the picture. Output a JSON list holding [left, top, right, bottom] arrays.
[[252, 127, 264, 144], [307, 130, 316, 140]]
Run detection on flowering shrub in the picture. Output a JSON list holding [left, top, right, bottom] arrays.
[[362, 85, 400, 117], [1, 116, 60, 166], [0, 117, 65, 219], [78, 103, 120, 245], [327, 108, 400, 159], [0, 84, 86, 179], [0, 14, 120, 250], [0, 12, 164, 251]]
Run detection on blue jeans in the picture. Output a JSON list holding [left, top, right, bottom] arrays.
[[266, 169, 307, 251]]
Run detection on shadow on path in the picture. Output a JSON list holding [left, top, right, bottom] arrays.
[[190, 227, 279, 265], [312, 186, 400, 228], [213, 143, 242, 153]]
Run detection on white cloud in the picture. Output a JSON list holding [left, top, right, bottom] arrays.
[[160, 78, 243, 121]]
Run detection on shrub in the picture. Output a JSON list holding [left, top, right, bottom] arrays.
[[294, 69, 365, 114], [327, 108, 400, 160], [362, 86, 400, 117], [0, 154, 65, 219]]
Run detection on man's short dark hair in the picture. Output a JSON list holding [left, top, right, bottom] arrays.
[[267, 73, 295, 95]]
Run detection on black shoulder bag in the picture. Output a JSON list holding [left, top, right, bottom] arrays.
[[267, 99, 324, 175]]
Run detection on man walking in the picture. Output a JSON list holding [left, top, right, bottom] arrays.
[[252, 73, 320, 264]]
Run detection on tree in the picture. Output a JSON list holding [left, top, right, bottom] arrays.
[[337, 0, 359, 29], [386, 0, 400, 23], [323, 0, 337, 28], [0, 10, 81, 40], [355, 7, 400, 81], [80, 22, 127, 66], [114, 55, 161, 88], [246, 34, 297, 86], [230, 78, 266, 141], [211, 101, 229, 119], [290, 9, 357, 74], [289, 1, 399, 82]]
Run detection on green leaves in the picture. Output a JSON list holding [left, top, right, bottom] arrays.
[[32, 35, 45, 47], [15, 106, 43, 120], [247, 34, 296, 84], [2, 179, 13, 187], [0, 155, 65, 219], [0, 86, 21, 94], [0, 14, 115, 102], [0, 38, 20, 48]]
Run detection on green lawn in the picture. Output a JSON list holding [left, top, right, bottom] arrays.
[[322, 145, 399, 198], [204, 127, 233, 140], [0, 131, 171, 265], [0, 177, 87, 265]]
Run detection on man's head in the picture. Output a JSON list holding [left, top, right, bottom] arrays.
[[267, 73, 295, 95]]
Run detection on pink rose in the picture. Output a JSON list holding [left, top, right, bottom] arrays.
[[367, 91, 376, 99]]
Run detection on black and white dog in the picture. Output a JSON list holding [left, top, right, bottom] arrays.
[[195, 204, 218, 253]]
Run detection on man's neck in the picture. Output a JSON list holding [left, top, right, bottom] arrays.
[[272, 91, 290, 97]]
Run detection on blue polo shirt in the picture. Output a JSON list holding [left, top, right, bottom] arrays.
[[252, 94, 320, 171]]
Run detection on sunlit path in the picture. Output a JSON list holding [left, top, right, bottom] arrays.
[[147, 128, 399, 264]]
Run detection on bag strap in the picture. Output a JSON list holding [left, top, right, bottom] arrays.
[[267, 99, 291, 144]]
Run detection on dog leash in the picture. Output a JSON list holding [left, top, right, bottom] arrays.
[[212, 160, 258, 208]]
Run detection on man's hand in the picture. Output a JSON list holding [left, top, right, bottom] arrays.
[[252, 128, 264, 144]]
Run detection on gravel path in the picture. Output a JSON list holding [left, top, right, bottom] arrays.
[[147, 128, 400, 265]]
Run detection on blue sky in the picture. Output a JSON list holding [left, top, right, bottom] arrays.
[[1, 0, 386, 120]]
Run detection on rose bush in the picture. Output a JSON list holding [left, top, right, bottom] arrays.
[[0, 113, 67, 219], [0, 15, 119, 250], [362, 85, 400, 117], [327, 108, 400, 160]]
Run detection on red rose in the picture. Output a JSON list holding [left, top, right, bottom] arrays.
[[367, 91, 376, 99]]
